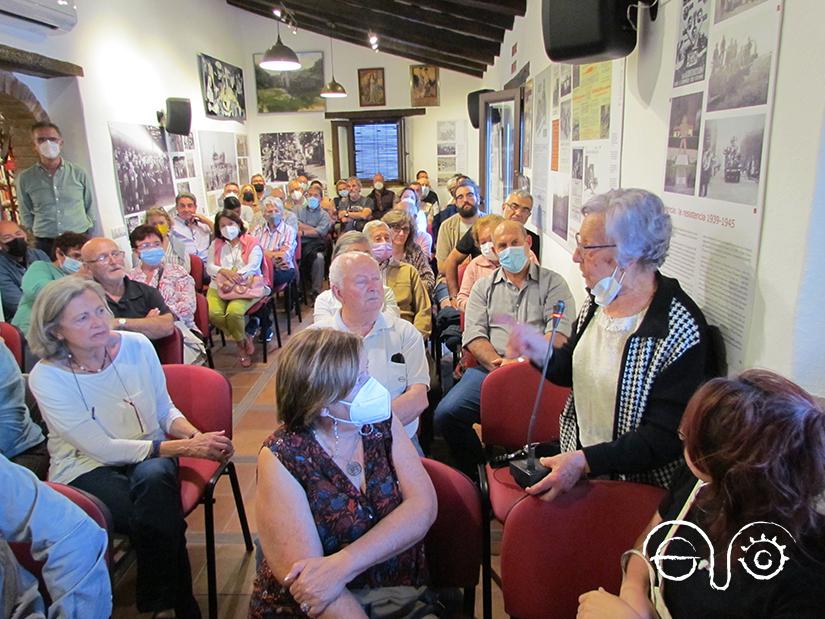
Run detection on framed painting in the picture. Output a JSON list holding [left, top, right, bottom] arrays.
[[253, 51, 325, 113], [358, 67, 386, 107], [198, 53, 246, 121], [410, 64, 439, 107]]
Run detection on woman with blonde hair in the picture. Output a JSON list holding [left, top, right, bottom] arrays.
[[251, 328, 437, 618], [143, 206, 190, 271], [240, 182, 265, 228]]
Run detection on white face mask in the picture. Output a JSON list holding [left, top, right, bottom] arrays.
[[221, 224, 240, 241], [480, 241, 497, 262], [374, 181, 384, 191], [323, 377, 392, 427], [37, 140, 61, 159], [421, 185, 430, 197], [591, 266, 625, 306], [291, 190, 303, 202]]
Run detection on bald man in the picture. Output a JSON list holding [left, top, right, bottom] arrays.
[[0, 221, 50, 319], [81, 238, 174, 340], [434, 220, 575, 478]]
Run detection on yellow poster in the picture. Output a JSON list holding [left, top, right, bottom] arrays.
[[571, 62, 612, 142]]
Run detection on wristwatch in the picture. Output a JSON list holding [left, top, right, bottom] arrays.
[[117, 318, 127, 329]]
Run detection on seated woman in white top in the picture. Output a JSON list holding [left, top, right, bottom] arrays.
[[206, 209, 264, 367], [27, 277, 234, 619]]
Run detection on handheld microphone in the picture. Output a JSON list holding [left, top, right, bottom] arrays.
[[510, 300, 566, 489]]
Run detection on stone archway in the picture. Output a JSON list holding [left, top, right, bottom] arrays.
[[0, 70, 49, 172]]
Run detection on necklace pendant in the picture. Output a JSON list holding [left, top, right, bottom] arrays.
[[346, 461, 362, 477]]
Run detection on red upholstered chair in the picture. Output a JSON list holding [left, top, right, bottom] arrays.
[[194, 293, 214, 368], [0, 321, 26, 371], [477, 360, 571, 619], [163, 364, 253, 619], [152, 326, 184, 365], [500, 481, 666, 619], [10, 481, 113, 604], [421, 458, 482, 616], [246, 254, 277, 363], [269, 234, 303, 342], [189, 253, 207, 294]]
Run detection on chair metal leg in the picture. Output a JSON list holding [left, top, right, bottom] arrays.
[[293, 281, 302, 323], [284, 286, 292, 335], [204, 491, 218, 619], [205, 346, 214, 369], [272, 297, 282, 349], [463, 586, 476, 618], [227, 462, 254, 551], [481, 493, 493, 619]]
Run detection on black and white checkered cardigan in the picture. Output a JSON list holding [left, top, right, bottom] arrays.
[[556, 273, 709, 489]]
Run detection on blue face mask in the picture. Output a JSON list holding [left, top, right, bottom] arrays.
[[139, 247, 165, 267], [497, 245, 528, 273], [307, 196, 321, 210], [61, 255, 82, 274]]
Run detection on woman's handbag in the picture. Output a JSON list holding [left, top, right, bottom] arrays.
[[619, 479, 705, 619], [214, 271, 268, 300]]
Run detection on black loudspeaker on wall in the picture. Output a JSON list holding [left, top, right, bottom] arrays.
[[157, 98, 191, 136], [542, 0, 656, 64], [467, 89, 494, 129]]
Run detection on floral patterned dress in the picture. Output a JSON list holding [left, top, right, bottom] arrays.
[[249, 421, 428, 618]]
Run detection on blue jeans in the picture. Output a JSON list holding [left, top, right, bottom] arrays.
[[434, 367, 488, 479], [71, 457, 200, 618]]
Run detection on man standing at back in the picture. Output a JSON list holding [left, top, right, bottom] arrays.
[[16, 122, 95, 257]]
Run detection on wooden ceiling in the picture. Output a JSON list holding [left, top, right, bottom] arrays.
[[227, 0, 526, 77]]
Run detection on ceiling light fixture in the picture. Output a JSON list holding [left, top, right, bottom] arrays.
[[259, 19, 301, 71], [321, 36, 347, 99], [369, 32, 378, 45], [272, 6, 282, 18]]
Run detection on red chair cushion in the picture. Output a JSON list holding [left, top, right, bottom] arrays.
[[486, 465, 529, 523], [0, 322, 25, 371], [179, 456, 223, 516]]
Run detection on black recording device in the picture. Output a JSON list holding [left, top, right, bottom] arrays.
[[509, 300, 566, 489]]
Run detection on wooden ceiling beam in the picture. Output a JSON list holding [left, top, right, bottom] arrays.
[[352, 0, 505, 43], [391, 0, 516, 29], [230, 2, 487, 77], [0, 43, 83, 78], [276, 0, 498, 64], [432, 0, 526, 16]]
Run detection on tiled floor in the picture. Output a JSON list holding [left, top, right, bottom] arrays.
[[111, 302, 506, 618]]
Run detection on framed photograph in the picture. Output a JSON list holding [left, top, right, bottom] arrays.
[[197, 53, 246, 121], [253, 51, 324, 113], [358, 68, 386, 107], [198, 131, 238, 192], [410, 64, 439, 107], [260, 131, 326, 182]]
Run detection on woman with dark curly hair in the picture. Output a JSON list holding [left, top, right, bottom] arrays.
[[578, 369, 825, 618]]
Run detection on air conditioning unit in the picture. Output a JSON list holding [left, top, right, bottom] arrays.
[[0, 0, 78, 34]]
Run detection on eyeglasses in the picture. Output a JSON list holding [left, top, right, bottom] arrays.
[[34, 137, 60, 144], [574, 233, 616, 251], [135, 241, 162, 251], [505, 202, 532, 214], [389, 225, 410, 234], [85, 250, 126, 263]]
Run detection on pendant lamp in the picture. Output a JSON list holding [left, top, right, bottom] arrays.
[[321, 36, 347, 98], [259, 20, 301, 71]]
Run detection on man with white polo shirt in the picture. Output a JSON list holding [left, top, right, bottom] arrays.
[[313, 252, 429, 453]]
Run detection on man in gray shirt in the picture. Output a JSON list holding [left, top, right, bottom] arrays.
[[298, 184, 332, 298], [434, 220, 575, 478], [16, 122, 95, 257], [337, 176, 374, 232]]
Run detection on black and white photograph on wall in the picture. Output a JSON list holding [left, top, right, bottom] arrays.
[[168, 132, 195, 152], [559, 100, 571, 142], [522, 79, 533, 168], [560, 65, 572, 98], [236, 134, 248, 158], [185, 152, 196, 178], [125, 214, 142, 234], [198, 53, 246, 121], [176, 181, 191, 194], [437, 143, 456, 156], [172, 154, 188, 180], [572, 148, 583, 180], [665, 92, 703, 195], [674, 0, 710, 87], [707, 8, 774, 112], [206, 192, 219, 216], [259, 131, 325, 181], [438, 123, 456, 142], [550, 64, 559, 113], [714, 0, 769, 24], [552, 191, 569, 240], [238, 157, 249, 185], [535, 75, 548, 139], [701, 114, 765, 205], [109, 122, 175, 216], [410, 64, 439, 107], [254, 51, 324, 113], [198, 131, 238, 192], [572, 65, 580, 89], [437, 157, 455, 173]]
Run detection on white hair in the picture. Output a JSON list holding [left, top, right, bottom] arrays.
[[329, 252, 379, 290], [362, 219, 389, 242], [261, 196, 284, 211], [582, 188, 672, 268]]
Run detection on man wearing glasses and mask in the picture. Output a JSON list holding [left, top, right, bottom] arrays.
[[16, 122, 95, 257]]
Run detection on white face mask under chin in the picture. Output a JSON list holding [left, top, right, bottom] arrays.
[[322, 376, 392, 428], [591, 266, 625, 306]]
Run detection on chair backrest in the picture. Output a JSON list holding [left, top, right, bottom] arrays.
[[152, 326, 184, 365], [501, 480, 665, 619], [421, 458, 482, 589], [480, 360, 570, 451], [194, 293, 210, 336], [189, 254, 206, 292], [162, 364, 233, 437], [0, 321, 25, 372], [294, 229, 302, 262], [457, 261, 468, 288]]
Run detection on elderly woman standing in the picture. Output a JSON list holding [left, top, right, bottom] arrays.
[[507, 188, 710, 499], [144, 206, 191, 272], [27, 277, 233, 618], [251, 328, 436, 618]]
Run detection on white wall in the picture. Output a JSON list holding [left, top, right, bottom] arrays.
[[3, 0, 483, 238], [482, 0, 825, 394]]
